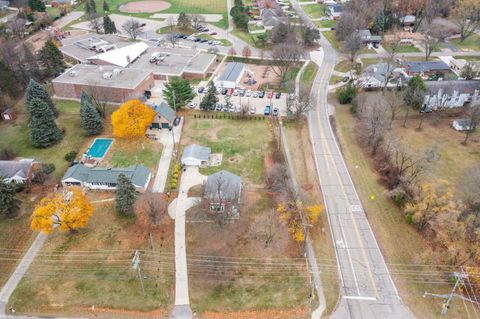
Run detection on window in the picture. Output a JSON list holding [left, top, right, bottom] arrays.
[[210, 203, 225, 212]]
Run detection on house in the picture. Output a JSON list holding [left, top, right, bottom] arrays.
[[402, 61, 450, 77], [452, 119, 474, 131], [62, 164, 152, 192], [260, 8, 287, 30], [328, 4, 342, 20], [423, 81, 480, 110], [0, 159, 35, 183], [400, 15, 416, 27], [203, 170, 241, 215], [449, 59, 480, 76], [151, 102, 176, 129], [1, 108, 16, 121], [181, 144, 211, 166], [52, 64, 154, 103], [356, 29, 381, 44], [214, 62, 246, 89], [356, 63, 406, 88]]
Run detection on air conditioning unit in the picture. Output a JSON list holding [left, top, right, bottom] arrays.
[[68, 70, 78, 77], [103, 72, 113, 79], [113, 68, 123, 76]]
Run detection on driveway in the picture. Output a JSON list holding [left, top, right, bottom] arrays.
[[169, 166, 207, 318]]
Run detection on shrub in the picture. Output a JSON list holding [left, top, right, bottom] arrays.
[[337, 84, 356, 104], [42, 163, 55, 175], [32, 163, 55, 184], [64, 150, 77, 162], [0, 148, 17, 160]]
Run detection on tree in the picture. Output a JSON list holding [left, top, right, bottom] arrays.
[[386, 90, 402, 127], [301, 26, 320, 46], [38, 39, 66, 77], [25, 79, 58, 117], [227, 47, 237, 56], [166, 15, 176, 32], [122, 19, 143, 39], [462, 101, 480, 145], [28, 98, 63, 148], [135, 192, 168, 225], [362, 102, 389, 155], [84, 84, 112, 118], [89, 13, 103, 33], [165, 32, 178, 48], [343, 33, 362, 62], [7, 18, 27, 38], [0, 42, 40, 87], [277, 201, 323, 242], [402, 75, 426, 127], [190, 14, 205, 29], [28, 0, 45, 12], [163, 77, 195, 109], [336, 10, 366, 41], [88, 0, 97, 14], [451, 0, 480, 43], [115, 173, 137, 215], [80, 91, 103, 135], [242, 45, 251, 61], [270, 23, 292, 44], [177, 12, 191, 29], [460, 165, 480, 213], [103, 0, 109, 12], [103, 15, 117, 34], [0, 180, 21, 219], [199, 81, 218, 111], [461, 63, 479, 80], [271, 43, 303, 86], [111, 100, 156, 138], [31, 188, 93, 234], [287, 87, 315, 119], [337, 83, 356, 104]]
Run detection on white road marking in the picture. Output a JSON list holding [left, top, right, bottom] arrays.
[[338, 215, 361, 296]]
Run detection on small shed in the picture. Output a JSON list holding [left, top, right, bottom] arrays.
[[1, 108, 16, 121], [181, 144, 211, 166], [452, 119, 473, 131], [153, 102, 176, 129]]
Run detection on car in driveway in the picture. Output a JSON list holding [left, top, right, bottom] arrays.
[[173, 117, 181, 126], [272, 107, 279, 116], [239, 89, 245, 97], [189, 102, 197, 109], [275, 92, 281, 99], [342, 76, 350, 83], [264, 105, 271, 116], [197, 86, 205, 93], [221, 88, 228, 95]]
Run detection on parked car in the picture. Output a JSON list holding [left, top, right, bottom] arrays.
[[227, 88, 233, 96], [216, 87, 223, 94], [267, 91, 273, 99], [221, 88, 228, 95], [228, 105, 235, 112], [239, 89, 246, 97], [233, 89, 239, 96], [193, 38, 201, 42], [245, 89, 252, 97], [272, 107, 279, 116], [275, 92, 281, 99], [264, 105, 271, 116], [215, 103, 223, 111], [208, 40, 213, 45], [189, 102, 197, 109], [173, 117, 181, 126], [197, 86, 205, 93], [258, 91, 265, 98], [200, 39, 208, 43], [342, 76, 350, 83], [252, 91, 258, 98], [250, 106, 256, 114], [209, 31, 217, 35], [222, 106, 229, 112]]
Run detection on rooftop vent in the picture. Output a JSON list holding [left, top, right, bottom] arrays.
[[113, 68, 123, 76], [68, 70, 78, 77], [103, 72, 113, 79]]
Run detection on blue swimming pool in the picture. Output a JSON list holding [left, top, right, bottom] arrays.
[[85, 138, 113, 159]]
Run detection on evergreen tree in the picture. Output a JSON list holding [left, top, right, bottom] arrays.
[[28, 0, 45, 12], [402, 75, 427, 127], [28, 98, 63, 148], [103, 15, 117, 34], [177, 12, 191, 29], [80, 91, 103, 135], [163, 77, 196, 109], [103, 0, 109, 12], [38, 40, 66, 77], [200, 81, 218, 111], [115, 173, 137, 215], [25, 79, 58, 117], [89, 0, 97, 14], [85, 0, 91, 14], [0, 180, 21, 219]]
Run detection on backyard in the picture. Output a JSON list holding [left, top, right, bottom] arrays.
[[330, 91, 479, 318], [301, 3, 327, 19]]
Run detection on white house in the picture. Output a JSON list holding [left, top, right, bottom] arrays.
[[0, 159, 35, 183], [181, 144, 211, 166], [62, 164, 151, 192], [214, 62, 246, 89], [423, 81, 480, 110]]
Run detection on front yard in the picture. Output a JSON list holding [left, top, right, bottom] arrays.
[[452, 34, 480, 52], [301, 4, 327, 19]]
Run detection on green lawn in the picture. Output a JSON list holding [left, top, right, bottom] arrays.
[[231, 28, 268, 48], [452, 34, 480, 51], [322, 30, 340, 51], [315, 19, 336, 28], [360, 58, 381, 67], [334, 60, 353, 73], [384, 44, 421, 53], [46, 6, 61, 18], [300, 62, 318, 92], [301, 3, 327, 19], [329, 75, 343, 84], [105, 139, 162, 171], [197, 33, 232, 46], [0, 100, 86, 181]]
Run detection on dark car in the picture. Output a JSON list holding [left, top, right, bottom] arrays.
[[197, 86, 205, 93], [239, 89, 245, 97], [258, 91, 265, 98], [193, 38, 201, 42], [200, 39, 208, 43], [275, 92, 281, 99], [173, 117, 181, 126], [221, 88, 228, 95], [342, 76, 350, 83], [264, 105, 271, 116]]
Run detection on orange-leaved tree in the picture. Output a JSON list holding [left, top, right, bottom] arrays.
[[277, 201, 323, 242], [111, 100, 156, 138], [31, 187, 94, 234]]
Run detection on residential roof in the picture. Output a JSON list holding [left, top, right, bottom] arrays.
[[52, 64, 152, 90], [204, 170, 241, 200], [182, 144, 211, 162], [63, 164, 151, 187], [0, 159, 34, 180], [330, 4, 342, 13], [400, 15, 416, 24], [363, 62, 396, 82], [157, 102, 176, 122], [87, 42, 149, 68], [217, 62, 245, 82], [357, 29, 371, 38], [402, 61, 450, 73], [426, 80, 480, 95]]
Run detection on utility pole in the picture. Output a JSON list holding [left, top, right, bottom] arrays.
[[171, 90, 177, 155], [132, 250, 146, 297], [424, 269, 480, 315]]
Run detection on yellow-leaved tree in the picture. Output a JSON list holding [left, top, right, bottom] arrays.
[[111, 100, 156, 138], [277, 201, 324, 242], [31, 188, 94, 234]]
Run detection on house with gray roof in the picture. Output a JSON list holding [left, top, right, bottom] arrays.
[[0, 159, 35, 183], [214, 62, 246, 89], [62, 164, 151, 192], [402, 61, 450, 77], [356, 62, 406, 88], [203, 170, 241, 215], [181, 144, 211, 166]]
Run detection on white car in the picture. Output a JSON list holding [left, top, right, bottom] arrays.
[[233, 89, 239, 96], [252, 91, 258, 98], [189, 102, 197, 109], [245, 89, 252, 97], [250, 106, 256, 114]]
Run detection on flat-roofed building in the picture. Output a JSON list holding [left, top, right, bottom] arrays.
[[214, 62, 246, 89], [87, 42, 149, 67]]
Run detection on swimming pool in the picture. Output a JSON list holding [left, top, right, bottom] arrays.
[[85, 138, 113, 159]]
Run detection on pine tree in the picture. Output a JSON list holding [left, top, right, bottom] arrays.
[[28, 0, 45, 12], [163, 77, 195, 109], [25, 79, 58, 117], [115, 173, 137, 215], [89, 0, 97, 14], [177, 12, 191, 29], [38, 40, 66, 77], [103, 15, 117, 34], [80, 91, 103, 135], [0, 180, 21, 219], [85, 0, 91, 14], [103, 0, 109, 12], [28, 97, 63, 148], [200, 81, 218, 111]]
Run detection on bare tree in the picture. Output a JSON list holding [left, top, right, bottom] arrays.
[[203, 173, 240, 227], [7, 18, 27, 38], [165, 32, 178, 48], [135, 192, 169, 226], [84, 84, 113, 118], [271, 43, 303, 86], [250, 209, 281, 248], [242, 45, 251, 61], [420, 22, 452, 61], [88, 13, 103, 34], [227, 47, 237, 56], [335, 10, 367, 41], [462, 101, 480, 145], [451, 0, 480, 43], [240, 102, 250, 117], [0, 41, 39, 87], [287, 87, 315, 120], [190, 14, 205, 30], [386, 91, 402, 128], [343, 33, 362, 62], [360, 102, 389, 155], [166, 16, 176, 32], [122, 19, 143, 39]]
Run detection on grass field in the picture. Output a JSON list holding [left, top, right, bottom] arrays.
[[384, 44, 421, 53], [301, 3, 327, 19], [9, 201, 175, 317], [300, 62, 318, 92], [315, 19, 336, 28], [452, 34, 480, 52], [322, 31, 340, 51], [231, 28, 268, 48], [0, 99, 86, 181], [329, 75, 343, 84], [46, 6, 61, 18], [330, 92, 479, 318], [334, 60, 353, 73], [104, 139, 162, 171]]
